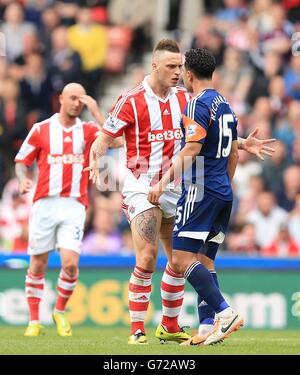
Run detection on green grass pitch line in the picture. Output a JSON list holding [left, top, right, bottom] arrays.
[[1, 327, 300, 355]]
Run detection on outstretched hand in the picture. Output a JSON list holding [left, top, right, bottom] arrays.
[[83, 149, 100, 185], [243, 128, 276, 160]]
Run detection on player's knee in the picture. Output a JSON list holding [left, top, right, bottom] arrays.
[[171, 253, 192, 274], [171, 261, 185, 275], [63, 264, 78, 279], [30, 263, 46, 275], [139, 252, 157, 270], [168, 260, 183, 274], [202, 257, 215, 270], [30, 256, 48, 274]]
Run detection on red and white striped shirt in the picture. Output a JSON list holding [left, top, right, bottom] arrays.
[[15, 113, 100, 207], [102, 77, 190, 185]]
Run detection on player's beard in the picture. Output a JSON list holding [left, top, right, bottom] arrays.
[[67, 110, 79, 119]]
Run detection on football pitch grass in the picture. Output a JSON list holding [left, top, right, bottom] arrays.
[[1, 326, 300, 355]]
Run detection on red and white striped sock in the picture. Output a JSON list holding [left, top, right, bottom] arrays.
[[161, 263, 185, 333], [129, 266, 153, 335], [54, 269, 78, 313], [25, 270, 45, 323]]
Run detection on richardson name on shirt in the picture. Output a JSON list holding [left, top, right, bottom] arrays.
[[148, 129, 182, 142], [47, 154, 85, 164]]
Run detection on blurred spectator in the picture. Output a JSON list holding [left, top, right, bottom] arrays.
[[259, 3, 294, 55], [286, 100, 300, 134], [288, 192, 300, 243], [0, 77, 27, 192], [283, 0, 300, 23], [129, 65, 146, 88], [250, 119, 273, 142], [0, 58, 8, 84], [262, 223, 300, 257], [108, 0, 154, 64], [203, 28, 225, 67], [20, 52, 54, 123], [104, 25, 132, 74], [226, 223, 260, 254], [55, 0, 79, 26], [249, 0, 273, 34], [244, 97, 273, 137], [81, 194, 122, 255], [109, 190, 125, 222], [0, 177, 32, 252], [9, 31, 44, 81], [164, 0, 181, 32], [49, 25, 82, 93], [204, 0, 223, 14], [268, 75, 288, 118], [215, 0, 247, 34], [251, 95, 274, 121], [284, 56, 300, 101], [1, 2, 37, 62], [277, 165, 300, 211], [14, 31, 44, 66], [279, 100, 300, 157], [23, 0, 52, 28], [233, 151, 262, 200], [262, 141, 290, 195], [233, 175, 265, 226], [217, 47, 253, 113], [0, 77, 27, 147], [247, 52, 283, 106], [273, 101, 299, 158], [118, 221, 134, 256], [292, 135, 300, 165], [248, 174, 266, 197], [246, 191, 288, 248], [67, 7, 108, 96], [40, 6, 62, 54], [226, 7, 251, 52], [191, 14, 216, 50]]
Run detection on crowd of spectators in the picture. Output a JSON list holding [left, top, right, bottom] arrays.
[[1, 0, 300, 257]]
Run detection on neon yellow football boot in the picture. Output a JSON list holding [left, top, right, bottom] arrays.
[[128, 329, 148, 345], [155, 324, 191, 344], [24, 322, 44, 337], [52, 312, 72, 337]]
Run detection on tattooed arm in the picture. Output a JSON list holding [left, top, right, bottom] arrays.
[[15, 163, 33, 194], [84, 132, 114, 184]]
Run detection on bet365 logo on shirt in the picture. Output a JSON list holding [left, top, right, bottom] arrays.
[[148, 129, 182, 142]]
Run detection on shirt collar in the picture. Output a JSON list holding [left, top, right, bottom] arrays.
[[51, 113, 82, 130], [142, 76, 177, 100]]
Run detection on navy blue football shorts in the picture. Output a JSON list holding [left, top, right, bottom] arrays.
[[172, 188, 232, 260]]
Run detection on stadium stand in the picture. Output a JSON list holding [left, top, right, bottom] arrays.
[[0, 0, 299, 257]]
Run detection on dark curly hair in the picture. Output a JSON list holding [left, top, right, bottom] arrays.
[[184, 48, 216, 79]]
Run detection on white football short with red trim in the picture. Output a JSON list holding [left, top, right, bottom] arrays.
[[28, 196, 86, 255], [122, 169, 181, 222]]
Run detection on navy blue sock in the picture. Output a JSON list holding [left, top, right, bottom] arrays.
[[185, 262, 228, 313], [198, 271, 219, 325]]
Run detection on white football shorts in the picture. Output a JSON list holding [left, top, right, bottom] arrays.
[[28, 196, 86, 255], [122, 169, 181, 222]]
